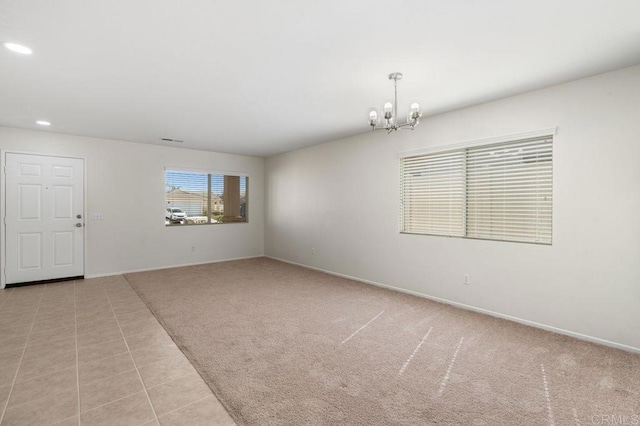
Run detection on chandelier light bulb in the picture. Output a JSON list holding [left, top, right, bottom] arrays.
[[369, 110, 378, 125], [383, 102, 393, 121], [409, 102, 421, 122]]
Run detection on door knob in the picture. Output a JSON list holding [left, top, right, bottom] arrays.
[[76, 214, 82, 219], [75, 223, 83, 228]]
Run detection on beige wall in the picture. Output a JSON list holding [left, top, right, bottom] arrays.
[[265, 64, 640, 351], [0, 128, 265, 281]]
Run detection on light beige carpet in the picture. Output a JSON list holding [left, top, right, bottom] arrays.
[[125, 257, 639, 425]]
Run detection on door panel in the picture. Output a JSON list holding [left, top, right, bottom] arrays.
[[52, 232, 74, 267], [5, 153, 84, 284], [18, 233, 42, 269], [18, 163, 42, 177], [52, 165, 73, 179], [19, 185, 43, 219], [53, 186, 74, 219]]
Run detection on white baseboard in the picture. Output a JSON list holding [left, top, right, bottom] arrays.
[[266, 255, 640, 354], [85, 255, 264, 279]]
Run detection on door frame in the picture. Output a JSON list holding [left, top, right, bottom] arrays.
[[1, 150, 88, 289]]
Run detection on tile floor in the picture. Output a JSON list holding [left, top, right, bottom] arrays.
[[0, 276, 236, 425]]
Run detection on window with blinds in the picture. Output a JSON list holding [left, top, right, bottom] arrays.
[[400, 150, 466, 237], [165, 169, 248, 226], [400, 135, 552, 244]]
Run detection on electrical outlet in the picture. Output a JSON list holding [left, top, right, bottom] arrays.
[[463, 274, 470, 285], [191, 246, 195, 252], [311, 248, 316, 255]]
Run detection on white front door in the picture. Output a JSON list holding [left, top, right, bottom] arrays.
[[4, 153, 84, 285]]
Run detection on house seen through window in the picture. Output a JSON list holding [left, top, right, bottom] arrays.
[[165, 169, 248, 226]]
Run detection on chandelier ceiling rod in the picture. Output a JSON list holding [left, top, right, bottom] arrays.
[[392, 72, 399, 128], [369, 72, 421, 133]]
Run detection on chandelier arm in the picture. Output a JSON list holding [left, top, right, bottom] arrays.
[[403, 123, 420, 130], [372, 124, 400, 132], [397, 121, 415, 128]]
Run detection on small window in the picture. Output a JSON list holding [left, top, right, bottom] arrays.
[[400, 135, 552, 244], [165, 169, 248, 226]]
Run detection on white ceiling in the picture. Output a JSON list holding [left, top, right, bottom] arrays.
[[1, 0, 639, 157]]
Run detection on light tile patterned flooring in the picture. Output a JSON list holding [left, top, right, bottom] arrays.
[[0, 276, 236, 426]]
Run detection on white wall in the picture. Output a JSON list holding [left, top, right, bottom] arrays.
[[0, 128, 264, 281], [265, 64, 640, 351]]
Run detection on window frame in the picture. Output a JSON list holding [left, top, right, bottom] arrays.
[[399, 129, 555, 245], [164, 167, 249, 227]]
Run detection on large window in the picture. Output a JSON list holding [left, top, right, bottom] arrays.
[[400, 135, 552, 244], [165, 169, 248, 226]]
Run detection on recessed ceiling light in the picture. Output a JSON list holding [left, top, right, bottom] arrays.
[[36, 120, 51, 126], [4, 42, 32, 55]]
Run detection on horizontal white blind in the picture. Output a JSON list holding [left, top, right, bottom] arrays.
[[401, 150, 465, 236], [400, 135, 553, 245], [466, 137, 552, 244]]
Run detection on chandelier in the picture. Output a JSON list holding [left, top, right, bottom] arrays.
[[368, 72, 421, 133]]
